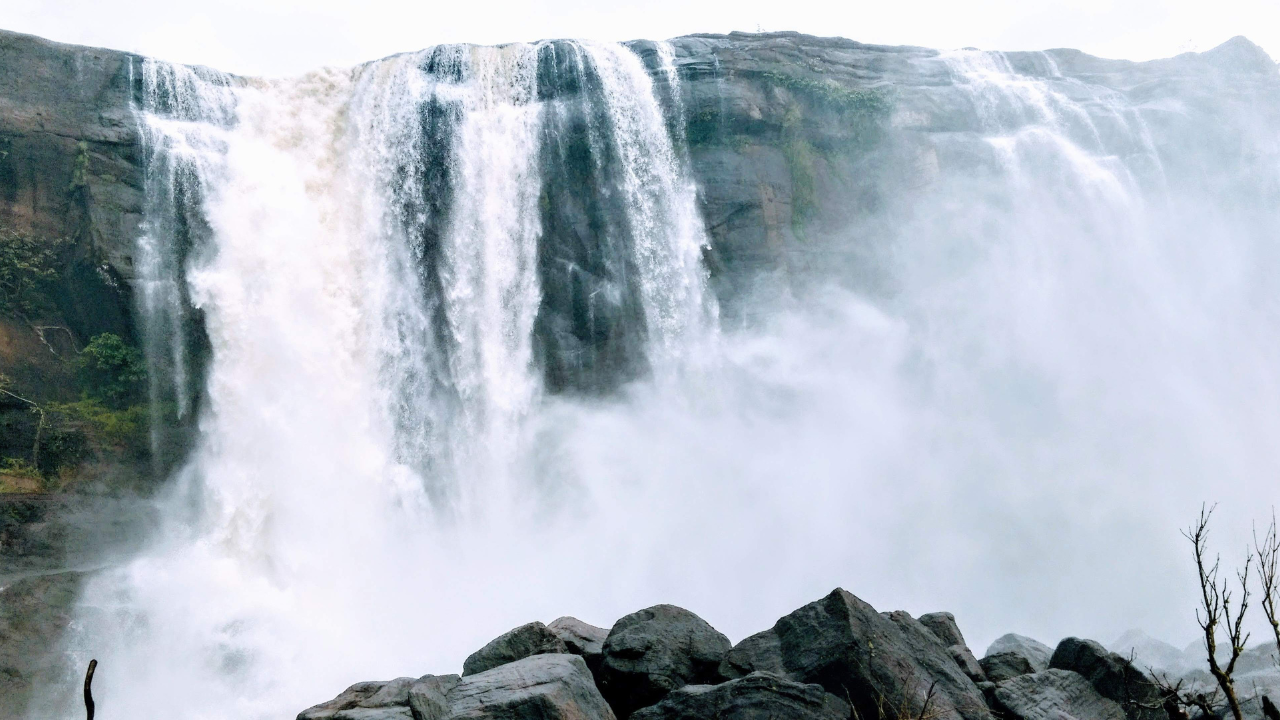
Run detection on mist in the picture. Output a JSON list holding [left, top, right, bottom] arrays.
[[19, 27, 1280, 720]]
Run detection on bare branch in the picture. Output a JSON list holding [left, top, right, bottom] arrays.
[[1256, 510, 1280, 668], [1186, 504, 1248, 720]]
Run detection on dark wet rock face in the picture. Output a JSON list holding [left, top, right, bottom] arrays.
[[985, 634, 1053, 673], [949, 644, 987, 683], [0, 571, 84, 719], [462, 621, 570, 677], [407, 675, 461, 720], [631, 672, 849, 720], [718, 629, 785, 680], [1048, 637, 1164, 720], [548, 616, 609, 675], [991, 669, 1127, 720], [920, 611, 967, 648], [445, 654, 615, 720], [597, 604, 732, 718], [298, 677, 419, 720], [980, 651, 1039, 683], [533, 40, 651, 395], [772, 591, 993, 720]]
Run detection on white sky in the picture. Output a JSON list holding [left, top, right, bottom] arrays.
[[4, 0, 1279, 77]]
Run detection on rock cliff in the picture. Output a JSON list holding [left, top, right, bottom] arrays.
[[2, 26, 1279, 720]]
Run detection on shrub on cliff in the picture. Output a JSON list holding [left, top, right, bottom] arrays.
[[0, 230, 67, 318], [74, 333, 145, 409]]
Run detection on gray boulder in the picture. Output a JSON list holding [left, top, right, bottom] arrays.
[[772, 589, 992, 720], [980, 651, 1039, 683], [462, 621, 569, 677], [920, 612, 968, 648], [718, 629, 786, 680], [949, 644, 988, 683], [547, 616, 609, 674], [985, 634, 1053, 672], [446, 653, 615, 720], [298, 677, 416, 720], [992, 669, 1126, 720], [597, 604, 732, 718], [1049, 637, 1163, 720], [631, 671, 849, 720], [407, 675, 460, 720]]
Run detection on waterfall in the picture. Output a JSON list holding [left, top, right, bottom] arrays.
[[26, 34, 1280, 720], [34, 39, 717, 720]]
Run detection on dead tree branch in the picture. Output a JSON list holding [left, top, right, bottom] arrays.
[[1256, 510, 1280, 667], [1185, 504, 1252, 720], [83, 658, 97, 720]]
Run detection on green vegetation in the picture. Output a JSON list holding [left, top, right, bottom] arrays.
[[780, 106, 819, 228], [0, 334, 150, 489], [0, 229, 68, 317], [69, 140, 91, 191], [75, 332, 146, 409], [46, 399, 148, 451], [760, 71, 893, 117]]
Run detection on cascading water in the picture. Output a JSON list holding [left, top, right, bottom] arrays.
[[27, 36, 1280, 720], [33, 39, 717, 720]]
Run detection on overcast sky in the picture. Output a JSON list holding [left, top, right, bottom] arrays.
[[4, 0, 1279, 77]]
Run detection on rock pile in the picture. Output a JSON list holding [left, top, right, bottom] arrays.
[[297, 587, 1177, 720]]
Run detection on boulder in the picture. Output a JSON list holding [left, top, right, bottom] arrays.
[[718, 629, 786, 680], [772, 589, 992, 720], [980, 651, 1039, 683], [985, 634, 1053, 672], [1049, 637, 1163, 720], [298, 677, 416, 720], [630, 671, 850, 720], [445, 653, 615, 720], [462, 621, 569, 677], [597, 604, 732, 718], [920, 612, 967, 648], [949, 644, 988, 683], [407, 675, 460, 720], [547, 616, 609, 674], [991, 669, 1126, 720]]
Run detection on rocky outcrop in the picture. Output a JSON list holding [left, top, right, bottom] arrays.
[[298, 677, 419, 720], [991, 669, 1127, 720], [300, 656, 616, 720], [718, 629, 785, 680], [1049, 637, 1163, 720], [597, 604, 732, 718], [773, 591, 992, 720], [548, 616, 609, 675], [981, 651, 1040, 684], [630, 672, 849, 720], [920, 611, 967, 648], [462, 621, 570, 677], [445, 654, 615, 720], [289, 589, 1227, 720], [985, 634, 1053, 673], [407, 675, 462, 720]]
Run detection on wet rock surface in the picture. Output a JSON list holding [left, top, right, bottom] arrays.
[[463, 621, 570, 677], [0, 570, 85, 719], [992, 668, 1127, 720], [597, 604, 732, 718], [548, 616, 609, 675], [630, 672, 849, 720], [1049, 637, 1164, 720], [985, 633, 1053, 673], [772, 592, 992, 720]]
